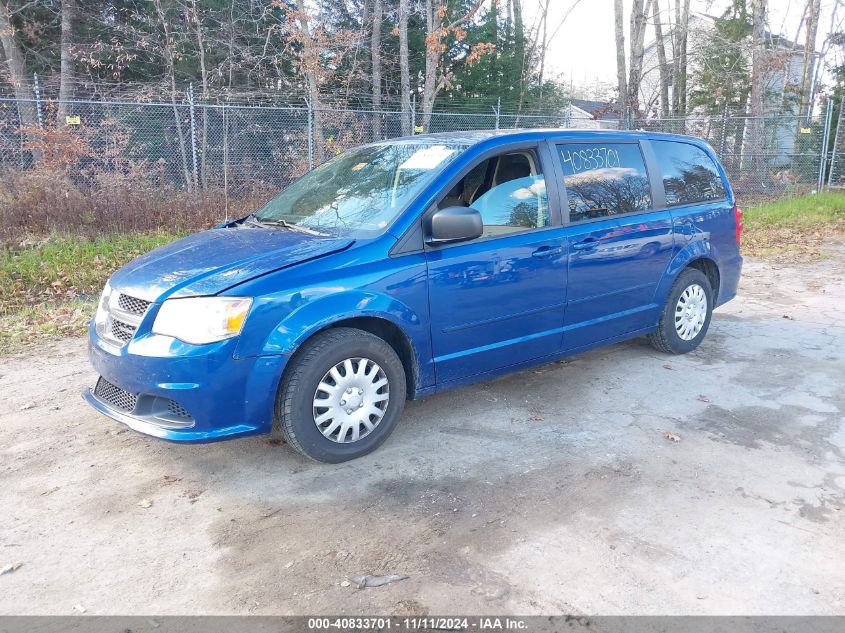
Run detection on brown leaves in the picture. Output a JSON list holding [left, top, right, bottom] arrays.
[[466, 42, 496, 66]]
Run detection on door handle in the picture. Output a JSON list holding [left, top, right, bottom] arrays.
[[532, 246, 563, 258], [571, 238, 599, 251]]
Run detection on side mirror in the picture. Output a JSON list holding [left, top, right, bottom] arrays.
[[428, 206, 483, 244]]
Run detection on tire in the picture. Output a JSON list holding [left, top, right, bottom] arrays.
[[649, 268, 714, 355], [276, 327, 406, 463]]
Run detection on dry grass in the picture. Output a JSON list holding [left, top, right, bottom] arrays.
[[741, 192, 845, 263]]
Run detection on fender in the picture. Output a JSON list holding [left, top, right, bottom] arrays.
[[259, 289, 435, 389], [655, 238, 721, 307]]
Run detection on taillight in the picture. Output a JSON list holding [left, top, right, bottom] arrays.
[[733, 205, 743, 245]]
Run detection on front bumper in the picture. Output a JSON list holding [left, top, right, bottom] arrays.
[[85, 320, 289, 443]]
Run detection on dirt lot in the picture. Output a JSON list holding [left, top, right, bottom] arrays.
[[2, 247, 844, 615]]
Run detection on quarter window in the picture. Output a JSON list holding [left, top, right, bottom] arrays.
[[652, 140, 726, 206], [557, 143, 652, 222]]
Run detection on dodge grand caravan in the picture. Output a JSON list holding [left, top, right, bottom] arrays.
[[85, 129, 743, 462]]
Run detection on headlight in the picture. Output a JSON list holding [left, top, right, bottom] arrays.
[[94, 281, 112, 328], [152, 297, 253, 345]]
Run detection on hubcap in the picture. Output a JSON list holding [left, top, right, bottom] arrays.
[[675, 283, 707, 341], [312, 357, 389, 443]]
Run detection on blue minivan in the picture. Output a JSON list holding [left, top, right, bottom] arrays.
[[85, 129, 743, 462]]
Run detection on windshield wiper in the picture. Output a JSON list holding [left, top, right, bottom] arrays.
[[240, 214, 326, 236]]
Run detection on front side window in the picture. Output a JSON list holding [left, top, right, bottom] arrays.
[[440, 151, 550, 238], [256, 141, 466, 236], [651, 140, 726, 206], [557, 143, 652, 222]]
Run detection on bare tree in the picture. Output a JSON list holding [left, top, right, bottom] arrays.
[[398, 0, 411, 135], [652, 0, 671, 118], [0, 0, 39, 149], [186, 0, 210, 189], [152, 0, 194, 190], [57, 0, 74, 120], [371, 0, 383, 139], [420, 0, 487, 130], [627, 0, 652, 117], [613, 0, 628, 117], [798, 0, 821, 120], [749, 0, 767, 181], [293, 0, 325, 164], [671, 0, 690, 115]]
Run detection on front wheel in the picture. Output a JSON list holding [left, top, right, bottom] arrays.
[[276, 327, 407, 463], [649, 268, 714, 354]]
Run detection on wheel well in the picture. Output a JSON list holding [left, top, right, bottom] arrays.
[[686, 258, 720, 299], [316, 317, 419, 399]]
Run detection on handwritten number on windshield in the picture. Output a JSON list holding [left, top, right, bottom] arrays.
[[560, 147, 621, 174]]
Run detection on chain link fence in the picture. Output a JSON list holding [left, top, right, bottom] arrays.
[[0, 93, 839, 240]]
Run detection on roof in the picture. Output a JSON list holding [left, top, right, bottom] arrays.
[[644, 12, 806, 55], [569, 99, 622, 120], [390, 128, 708, 147]]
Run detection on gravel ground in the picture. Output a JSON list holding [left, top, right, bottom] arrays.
[[1, 248, 844, 615]]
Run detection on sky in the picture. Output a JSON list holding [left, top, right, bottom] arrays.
[[524, 0, 841, 96]]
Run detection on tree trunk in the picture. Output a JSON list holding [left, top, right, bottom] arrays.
[[58, 0, 74, 121], [188, 0, 209, 190], [798, 0, 821, 121], [671, 0, 690, 116], [749, 0, 767, 182], [420, 0, 486, 130], [152, 0, 193, 190], [0, 0, 40, 163], [538, 0, 549, 96], [627, 0, 652, 118], [295, 1, 324, 164], [652, 0, 670, 118], [371, 0, 383, 140], [399, 0, 411, 135], [613, 0, 627, 119], [513, 0, 527, 118]]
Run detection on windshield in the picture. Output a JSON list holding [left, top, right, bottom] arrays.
[[254, 141, 466, 236]]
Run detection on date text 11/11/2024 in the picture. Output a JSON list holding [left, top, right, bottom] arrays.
[[306, 617, 529, 630]]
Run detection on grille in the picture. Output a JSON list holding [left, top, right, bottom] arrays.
[[117, 293, 151, 316], [110, 318, 137, 343], [94, 377, 138, 413], [166, 400, 192, 419]]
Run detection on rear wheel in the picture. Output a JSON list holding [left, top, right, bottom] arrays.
[[277, 327, 406, 463], [649, 268, 714, 354]]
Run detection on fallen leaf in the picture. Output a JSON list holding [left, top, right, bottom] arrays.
[[664, 431, 681, 443], [1, 561, 22, 575], [348, 574, 409, 589]]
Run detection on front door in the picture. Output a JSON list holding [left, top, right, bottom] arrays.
[[425, 148, 568, 384], [553, 141, 674, 350]]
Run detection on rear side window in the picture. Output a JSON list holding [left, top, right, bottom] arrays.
[[557, 143, 652, 222], [652, 140, 726, 206]]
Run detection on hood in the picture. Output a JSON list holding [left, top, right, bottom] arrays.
[[109, 227, 353, 302]]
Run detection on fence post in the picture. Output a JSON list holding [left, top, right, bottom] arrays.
[[222, 102, 229, 222], [306, 98, 314, 170], [818, 99, 834, 192], [494, 97, 501, 130], [411, 94, 416, 134], [187, 83, 199, 192], [828, 94, 844, 189], [32, 73, 44, 129]]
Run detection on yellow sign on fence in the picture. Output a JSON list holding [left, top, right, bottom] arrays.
[[65, 115, 81, 125]]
